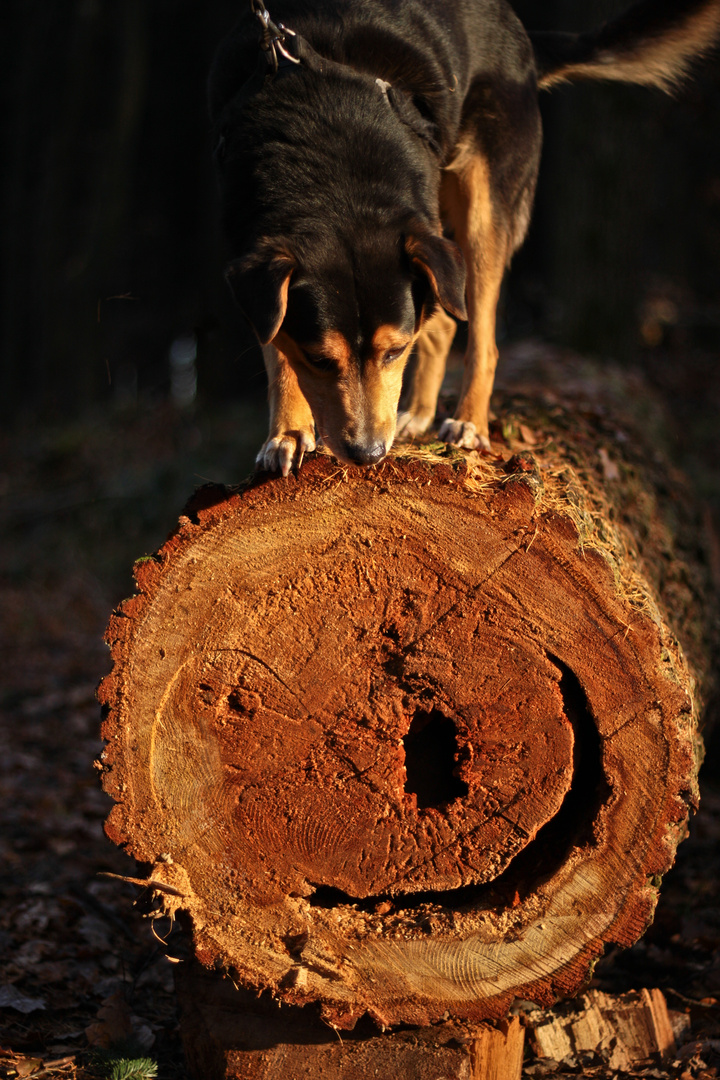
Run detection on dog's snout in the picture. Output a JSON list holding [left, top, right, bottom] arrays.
[[342, 440, 387, 465]]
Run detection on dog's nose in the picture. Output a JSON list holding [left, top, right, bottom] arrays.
[[342, 440, 387, 465]]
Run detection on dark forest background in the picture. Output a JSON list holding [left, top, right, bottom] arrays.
[[1, 0, 719, 424]]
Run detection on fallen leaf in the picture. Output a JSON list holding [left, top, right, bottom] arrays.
[[0, 985, 46, 1013], [15, 1058, 43, 1077], [77, 914, 112, 951], [85, 991, 133, 1048], [130, 1016, 156, 1051]]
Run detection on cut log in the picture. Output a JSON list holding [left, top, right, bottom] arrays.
[[98, 418, 709, 1034]]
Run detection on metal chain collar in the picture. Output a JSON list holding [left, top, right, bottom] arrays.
[[250, 0, 301, 75], [235, 0, 441, 158]]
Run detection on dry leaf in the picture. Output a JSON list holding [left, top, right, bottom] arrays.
[[15, 1058, 43, 1077], [0, 985, 46, 1013], [85, 990, 133, 1048]]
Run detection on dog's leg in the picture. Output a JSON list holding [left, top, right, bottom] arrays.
[[395, 307, 457, 440], [256, 344, 316, 477], [438, 152, 511, 452]]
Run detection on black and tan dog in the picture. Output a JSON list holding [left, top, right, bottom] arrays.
[[209, 0, 720, 474]]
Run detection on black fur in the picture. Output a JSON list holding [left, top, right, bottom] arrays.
[[209, 0, 537, 350], [208, 0, 720, 470]]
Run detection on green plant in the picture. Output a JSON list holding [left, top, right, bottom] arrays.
[[106, 1059, 158, 1080]]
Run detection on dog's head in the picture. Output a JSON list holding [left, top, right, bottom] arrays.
[[226, 222, 466, 465]]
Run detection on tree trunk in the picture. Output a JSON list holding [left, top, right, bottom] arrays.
[[98, 373, 713, 1073]]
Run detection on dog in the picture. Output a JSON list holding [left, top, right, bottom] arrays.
[[209, 0, 720, 475]]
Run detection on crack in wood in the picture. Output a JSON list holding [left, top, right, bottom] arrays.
[[382, 546, 521, 660], [208, 648, 306, 709]]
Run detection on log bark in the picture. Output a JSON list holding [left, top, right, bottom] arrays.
[[98, 408, 710, 1036]]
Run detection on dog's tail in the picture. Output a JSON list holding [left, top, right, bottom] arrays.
[[531, 0, 720, 92]]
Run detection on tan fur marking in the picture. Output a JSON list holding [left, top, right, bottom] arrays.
[[539, 5, 720, 93], [305, 329, 353, 369], [358, 354, 406, 445], [277, 273, 291, 318], [406, 247, 443, 310], [400, 308, 457, 429], [440, 148, 509, 440], [273, 329, 404, 464], [264, 336, 315, 440], [372, 325, 412, 358]]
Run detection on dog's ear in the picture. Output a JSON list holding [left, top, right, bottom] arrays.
[[225, 247, 296, 344], [405, 230, 467, 321]]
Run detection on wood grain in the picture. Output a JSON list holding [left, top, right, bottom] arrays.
[[99, 443, 700, 1029]]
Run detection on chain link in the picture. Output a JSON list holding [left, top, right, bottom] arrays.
[[250, 0, 300, 75]]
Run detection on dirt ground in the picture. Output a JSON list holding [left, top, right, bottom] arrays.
[[1, 345, 720, 1080]]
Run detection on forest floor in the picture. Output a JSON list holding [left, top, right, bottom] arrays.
[[1, 343, 720, 1080]]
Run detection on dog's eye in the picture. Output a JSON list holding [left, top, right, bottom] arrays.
[[382, 346, 407, 365], [302, 351, 335, 372]]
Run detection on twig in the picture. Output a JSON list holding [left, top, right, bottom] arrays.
[[98, 872, 185, 897]]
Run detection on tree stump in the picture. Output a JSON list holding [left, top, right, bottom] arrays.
[[98, 378, 713, 1075]]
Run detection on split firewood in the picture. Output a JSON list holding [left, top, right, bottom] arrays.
[[525, 988, 677, 1070]]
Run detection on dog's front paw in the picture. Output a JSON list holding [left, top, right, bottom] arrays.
[[437, 418, 491, 452], [395, 409, 435, 441], [256, 430, 316, 477]]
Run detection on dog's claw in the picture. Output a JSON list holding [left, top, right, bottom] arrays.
[[395, 409, 434, 441], [437, 418, 491, 452], [256, 430, 316, 476], [278, 440, 295, 477]]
